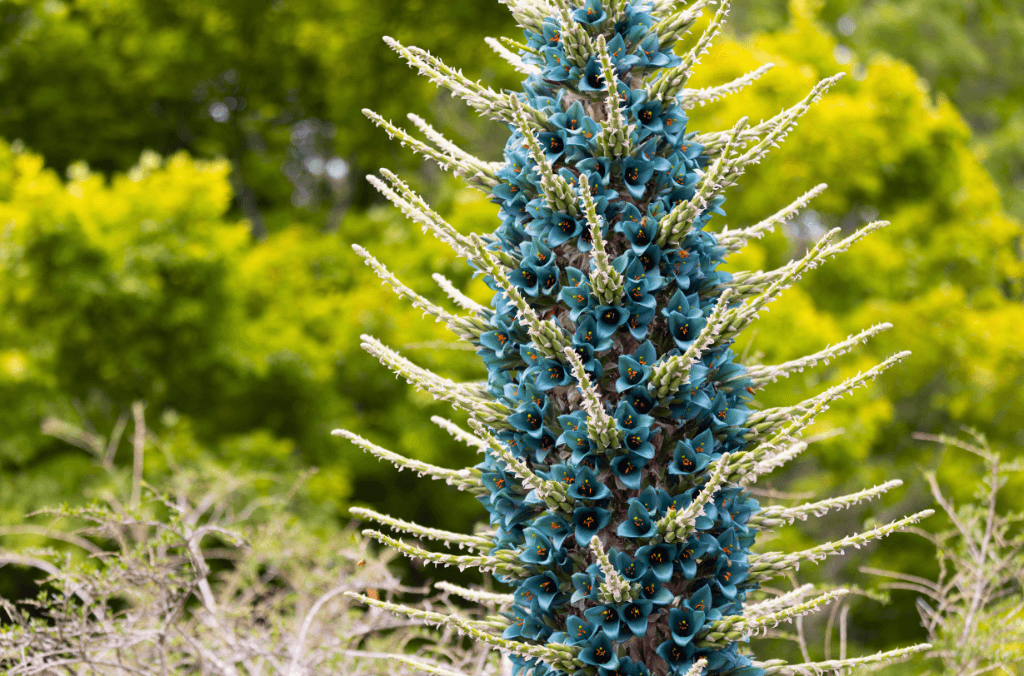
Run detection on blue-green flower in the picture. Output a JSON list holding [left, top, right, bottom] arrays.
[[616, 499, 658, 538], [615, 354, 651, 392], [667, 605, 705, 646], [579, 57, 606, 92], [668, 432, 713, 476], [554, 615, 594, 646], [571, 0, 607, 26], [614, 401, 654, 431], [604, 656, 651, 676], [625, 304, 656, 340], [609, 547, 648, 581], [635, 542, 676, 583], [656, 640, 694, 673], [630, 96, 664, 135], [577, 629, 619, 669], [583, 605, 627, 643], [536, 358, 572, 391], [622, 215, 657, 253], [547, 211, 582, 247], [520, 527, 555, 566], [611, 452, 648, 489], [595, 305, 629, 340], [638, 569, 675, 605], [533, 511, 573, 548], [573, 505, 610, 545], [522, 572, 562, 611], [622, 156, 655, 200], [714, 557, 750, 599], [622, 426, 655, 460], [575, 315, 613, 352], [668, 310, 707, 350], [709, 390, 749, 429], [621, 599, 654, 637], [509, 402, 546, 438], [567, 466, 611, 501], [571, 572, 599, 603]]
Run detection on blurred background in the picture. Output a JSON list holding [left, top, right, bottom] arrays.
[[0, 0, 1021, 669]]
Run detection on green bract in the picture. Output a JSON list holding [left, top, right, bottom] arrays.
[[338, 1, 934, 675]]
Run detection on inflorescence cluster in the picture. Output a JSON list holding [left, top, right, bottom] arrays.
[[337, 1, 934, 675]]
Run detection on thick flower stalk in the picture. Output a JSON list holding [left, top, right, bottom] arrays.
[[338, 1, 932, 675]]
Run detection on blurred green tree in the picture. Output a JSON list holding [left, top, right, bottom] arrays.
[[729, 0, 1024, 220], [0, 0, 514, 234], [0, 142, 498, 543]]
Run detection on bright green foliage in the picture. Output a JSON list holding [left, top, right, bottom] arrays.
[[0, 140, 494, 534], [728, 0, 1024, 220]]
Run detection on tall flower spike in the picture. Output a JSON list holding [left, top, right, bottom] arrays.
[[344, 3, 931, 675]]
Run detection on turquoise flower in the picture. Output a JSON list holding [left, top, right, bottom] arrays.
[[583, 605, 627, 642], [571, 0, 607, 26], [622, 426, 655, 460], [668, 603, 705, 647], [509, 402, 546, 438], [616, 354, 652, 392], [595, 305, 630, 340], [622, 215, 657, 253], [533, 511, 573, 548], [656, 640, 695, 673], [630, 33, 671, 69], [520, 527, 555, 566], [668, 309, 707, 350], [573, 505, 611, 545], [555, 413, 590, 455], [616, 498, 658, 538], [521, 572, 562, 611], [714, 557, 750, 600], [577, 629, 619, 669], [609, 547, 648, 581], [621, 599, 654, 637], [574, 315, 612, 352], [708, 390, 749, 429], [547, 211, 582, 247], [638, 569, 675, 605], [537, 129, 568, 163], [579, 57, 607, 92], [611, 452, 648, 489], [635, 542, 676, 583], [614, 401, 654, 431], [535, 358, 572, 391], [630, 96, 664, 135], [571, 571, 599, 603], [622, 156, 655, 200], [567, 466, 611, 501], [552, 615, 594, 646], [604, 656, 651, 676], [668, 432, 713, 476], [625, 304, 656, 340]]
